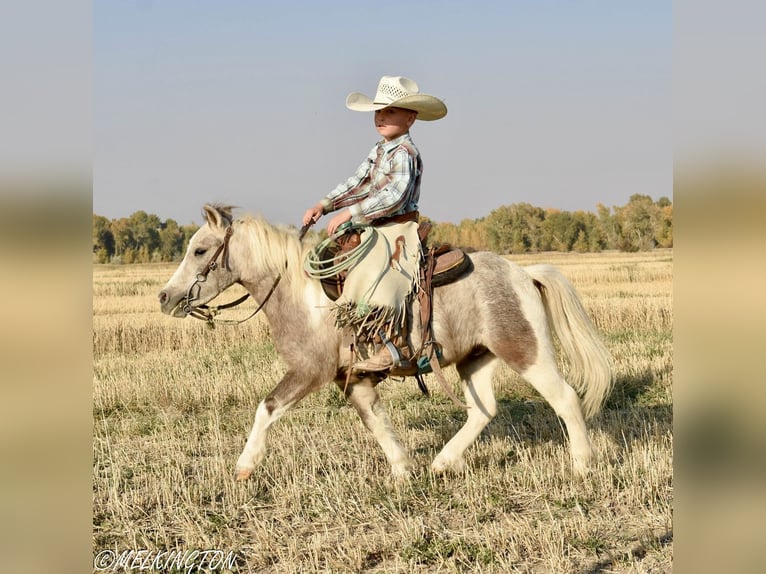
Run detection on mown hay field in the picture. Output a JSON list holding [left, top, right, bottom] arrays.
[[93, 249, 672, 573]]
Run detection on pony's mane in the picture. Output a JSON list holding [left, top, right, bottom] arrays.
[[234, 214, 319, 299]]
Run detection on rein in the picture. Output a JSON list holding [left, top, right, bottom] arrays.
[[184, 221, 312, 328]]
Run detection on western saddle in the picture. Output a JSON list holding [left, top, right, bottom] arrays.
[[317, 214, 474, 405]]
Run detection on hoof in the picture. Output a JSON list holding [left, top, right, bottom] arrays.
[[391, 458, 414, 480], [234, 467, 253, 482], [571, 450, 594, 478], [572, 461, 591, 478], [431, 457, 466, 475]]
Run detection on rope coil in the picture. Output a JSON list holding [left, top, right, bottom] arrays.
[[303, 223, 375, 279]]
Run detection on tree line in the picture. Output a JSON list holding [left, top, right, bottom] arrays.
[[92, 211, 199, 264], [426, 193, 672, 254], [93, 194, 672, 263]]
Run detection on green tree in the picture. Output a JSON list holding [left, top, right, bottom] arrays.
[[110, 217, 136, 260], [92, 214, 115, 263], [127, 211, 161, 261], [541, 210, 581, 251], [429, 220, 458, 246], [573, 229, 588, 253], [615, 194, 660, 251], [485, 203, 544, 253], [655, 203, 673, 247], [158, 218, 184, 261], [457, 218, 487, 250], [596, 203, 620, 250]]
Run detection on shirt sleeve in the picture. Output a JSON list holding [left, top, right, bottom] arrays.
[[349, 146, 415, 223], [320, 146, 377, 214]]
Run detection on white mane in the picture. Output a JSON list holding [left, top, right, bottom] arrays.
[[234, 215, 319, 301]]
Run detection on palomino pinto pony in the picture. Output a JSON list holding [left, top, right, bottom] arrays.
[[159, 204, 613, 480]]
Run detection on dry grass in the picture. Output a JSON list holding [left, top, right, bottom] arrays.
[[93, 250, 673, 573]]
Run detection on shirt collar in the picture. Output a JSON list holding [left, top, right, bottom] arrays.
[[378, 132, 412, 152]]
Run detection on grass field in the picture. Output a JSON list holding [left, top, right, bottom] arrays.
[[93, 249, 672, 573]]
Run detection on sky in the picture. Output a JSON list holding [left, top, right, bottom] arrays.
[[93, 0, 672, 226]]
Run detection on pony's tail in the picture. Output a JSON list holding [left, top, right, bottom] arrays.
[[526, 264, 614, 419]]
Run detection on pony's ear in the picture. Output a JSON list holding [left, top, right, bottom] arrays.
[[202, 204, 235, 229]]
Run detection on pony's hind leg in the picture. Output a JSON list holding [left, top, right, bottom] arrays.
[[432, 353, 499, 473], [235, 369, 324, 481], [337, 377, 414, 478], [520, 356, 594, 476]]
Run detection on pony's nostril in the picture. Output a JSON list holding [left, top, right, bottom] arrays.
[[159, 291, 167, 304]]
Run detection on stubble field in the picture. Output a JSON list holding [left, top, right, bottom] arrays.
[[93, 249, 673, 573]]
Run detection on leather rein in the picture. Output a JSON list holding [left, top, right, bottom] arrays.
[[183, 222, 312, 328]]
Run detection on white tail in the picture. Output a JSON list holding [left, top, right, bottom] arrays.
[[526, 264, 614, 419]]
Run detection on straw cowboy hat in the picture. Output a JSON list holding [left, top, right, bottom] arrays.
[[345, 76, 447, 121]]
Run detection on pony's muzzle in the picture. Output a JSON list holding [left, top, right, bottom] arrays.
[[158, 290, 187, 317]]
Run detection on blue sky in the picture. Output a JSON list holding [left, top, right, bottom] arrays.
[[94, 0, 671, 226]]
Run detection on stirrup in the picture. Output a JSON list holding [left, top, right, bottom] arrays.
[[379, 329, 404, 368]]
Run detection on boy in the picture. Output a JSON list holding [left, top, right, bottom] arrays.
[[303, 75, 447, 371]]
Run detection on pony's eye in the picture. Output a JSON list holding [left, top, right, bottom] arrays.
[[194, 248, 207, 257]]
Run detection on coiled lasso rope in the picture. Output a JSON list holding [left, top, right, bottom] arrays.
[[303, 222, 376, 279]]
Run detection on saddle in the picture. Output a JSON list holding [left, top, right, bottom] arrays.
[[318, 220, 474, 405], [319, 221, 473, 302]]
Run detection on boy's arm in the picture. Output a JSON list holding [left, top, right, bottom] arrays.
[[348, 147, 417, 223], [319, 148, 376, 214]]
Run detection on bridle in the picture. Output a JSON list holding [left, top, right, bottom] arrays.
[[183, 221, 312, 328]]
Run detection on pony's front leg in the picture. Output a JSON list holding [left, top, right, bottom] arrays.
[[235, 370, 325, 481], [234, 400, 282, 481], [337, 377, 414, 478]]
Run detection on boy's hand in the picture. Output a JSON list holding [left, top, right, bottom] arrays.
[[327, 210, 352, 236], [302, 204, 324, 226]]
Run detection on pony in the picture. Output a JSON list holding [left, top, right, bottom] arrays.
[[159, 204, 613, 481]]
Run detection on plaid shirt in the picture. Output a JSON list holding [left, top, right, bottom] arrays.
[[320, 133, 422, 223]]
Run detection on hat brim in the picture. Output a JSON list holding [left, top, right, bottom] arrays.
[[345, 92, 447, 121]]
